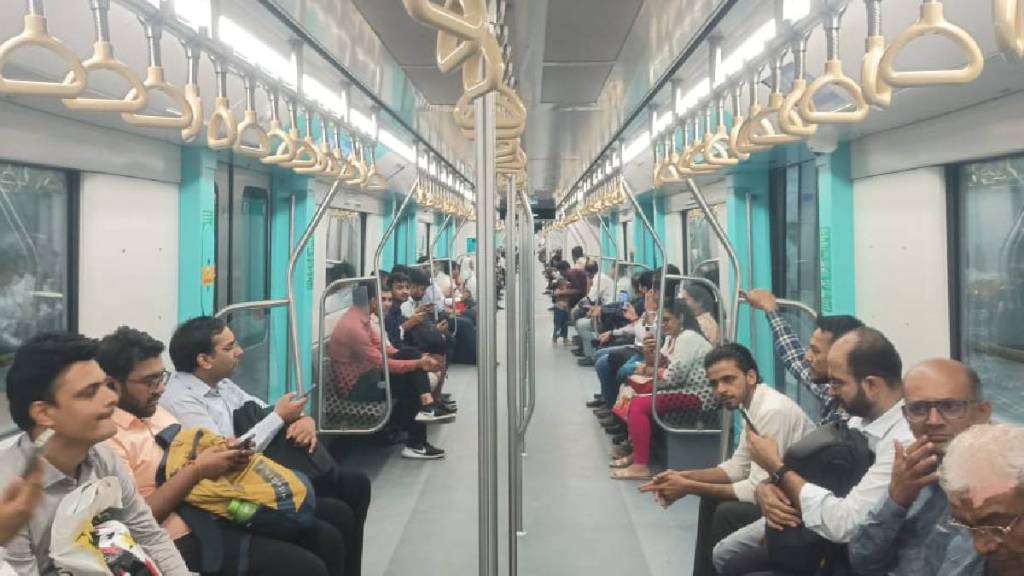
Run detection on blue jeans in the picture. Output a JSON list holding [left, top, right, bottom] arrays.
[[575, 317, 598, 357], [595, 345, 638, 406], [553, 306, 570, 339]]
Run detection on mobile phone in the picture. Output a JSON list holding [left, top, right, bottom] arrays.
[[618, 290, 630, 308], [23, 428, 54, 476], [297, 383, 319, 401], [737, 407, 760, 435], [233, 429, 257, 449]]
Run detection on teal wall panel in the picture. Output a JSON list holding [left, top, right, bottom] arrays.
[[178, 147, 217, 321], [632, 192, 665, 268], [816, 143, 856, 315]]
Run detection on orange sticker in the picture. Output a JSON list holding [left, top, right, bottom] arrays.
[[201, 266, 216, 286]]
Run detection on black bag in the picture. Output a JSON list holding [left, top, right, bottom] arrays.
[[232, 401, 336, 481], [764, 421, 875, 575]]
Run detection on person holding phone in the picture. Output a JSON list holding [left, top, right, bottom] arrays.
[[0, 460, 44, 575]]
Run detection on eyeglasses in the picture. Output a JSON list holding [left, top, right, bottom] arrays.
[[948, 513, 1024, 542], [129, 370, 171, 389], [902, 399, 976, 422]]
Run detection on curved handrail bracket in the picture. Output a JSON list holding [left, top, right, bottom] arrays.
[[779, 79, 818, 136], [455, 82, 524, 140], [262, 119, 297, 165], [284, 136, 319, 169], [994, 0, 1024, 60], [749, 92, 802, 145], [435, 0, 486, 73], [122, 66, 194, 129], [862, 35, 893, 108], [403, 0, 482, 42], [799, 60, 870, 124], [0, 14, 87, 97], [234, 110, 271, 158], [62, 41, 148, 112], [879, 1, 985, 87], [206, 96, 237, 149], [181, 83, 203, 142]]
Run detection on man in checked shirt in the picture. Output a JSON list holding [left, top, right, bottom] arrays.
[[743, 289, 864, 425]]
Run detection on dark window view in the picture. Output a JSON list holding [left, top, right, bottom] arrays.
[[958, 156, 1024, 423], [0, 161, 73, 433]]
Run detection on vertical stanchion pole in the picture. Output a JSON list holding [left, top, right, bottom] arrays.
[[476, 88, 499, 576], [745, 194, 756, 356], [505, 175, 520, 572]]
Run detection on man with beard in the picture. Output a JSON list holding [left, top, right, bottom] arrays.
[[714, 327, 914, 574], [99, 326, 348, 575], [849, 358, 991, 575], [743, 289, 863, 424]]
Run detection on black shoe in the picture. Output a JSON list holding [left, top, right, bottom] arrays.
[[435, 403, 457, 417], [442, 400, 458, 412], [571, 348, 585, 357], [612, 432, 629, 445], [599, 415, 618, 428], [402, 442, 446, 460], [604, 423, 626, 436], [577, 357, 595, 367], [416, 404, 456, 423], [585, 398, 605, 409], [441, 393, 453, 402], [593, 393, 603, 400], [593, 408, 612, 418]]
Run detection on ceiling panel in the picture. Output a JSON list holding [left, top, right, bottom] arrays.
[[402, 66, 463, 106], [543, 0, 644, 63], [350, 0, 438, 67], [541, 63, 614, 104]]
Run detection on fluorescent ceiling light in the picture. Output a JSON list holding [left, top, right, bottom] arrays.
[[783, 0, 811, 21], [218, 17, 295, 87], [622, 130, 651, 165], [379, 129, 416, 164], [676, 78, 711, 116], [174, 0, 211, 31], [652, 109, 674, 136], [720, 20, 776, 81], [349, 108, 377, 138], [303, 75, 347, 119]]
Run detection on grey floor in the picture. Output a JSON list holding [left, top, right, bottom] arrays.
[[346, 283, 698, 576]]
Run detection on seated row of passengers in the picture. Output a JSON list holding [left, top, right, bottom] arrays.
[[562, 275, 1021, 575]]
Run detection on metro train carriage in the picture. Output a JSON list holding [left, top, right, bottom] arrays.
[[0, 0, 1023, 575]]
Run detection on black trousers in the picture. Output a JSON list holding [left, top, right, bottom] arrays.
[[313, 468, 372, 576], [175, 514, 345, 576], [348, 355, 430, 448], [693, 498, 763, 576]]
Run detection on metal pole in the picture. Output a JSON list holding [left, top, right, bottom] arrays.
[[475, 89, 499, 576], [745, 194, 756, 356], [504, 175, 522, 556], [516, 186, 536, 537]]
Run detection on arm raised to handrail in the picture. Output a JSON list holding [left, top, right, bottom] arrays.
[[63, 0, 148, 113], [206, 59, 238, 149], [861, 0, 893, 108], [994, 0, 1024, 61], [799, 5, 870, 124], [879, 0, 985, 87], [233, 76, 270, 158], [122, 19, 193, 129], [0, 1, 87, 97]]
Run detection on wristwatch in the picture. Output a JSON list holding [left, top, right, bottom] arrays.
[[770, 464, 791, 486]]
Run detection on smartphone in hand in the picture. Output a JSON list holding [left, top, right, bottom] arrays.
[[738, 406, 759, 435]]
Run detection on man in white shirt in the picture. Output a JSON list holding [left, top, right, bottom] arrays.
[[574, 261, 616, 363], [714, 326, 913, 574], [640, 343, 815, 576]]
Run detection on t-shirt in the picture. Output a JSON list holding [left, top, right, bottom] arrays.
[[562, 268, 589, 307]]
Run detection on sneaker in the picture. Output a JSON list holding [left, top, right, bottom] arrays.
[[441, 393, 453, 402], [402, 442, 446, 460], [416, 404, 456, 423], [585, 397, 605, 409], [436, 402, 457, 417], [442, 400, 459, 412]]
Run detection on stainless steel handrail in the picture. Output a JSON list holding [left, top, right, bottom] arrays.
[[427, 214, 452, 323], [517, 186, 537, 439], [504, 175, 522, 541], [214, 298, 289, 319], [287, 179, 344, 395], [685, 178, 741, 342], [738, 294, 819, 320], [315, 275, 393, 435], [597, 215, 620, 283]]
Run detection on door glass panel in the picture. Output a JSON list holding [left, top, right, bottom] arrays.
[[959, 156, 1024, 423], [0, 161, 71, 434]]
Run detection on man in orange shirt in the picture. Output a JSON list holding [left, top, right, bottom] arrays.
[[98, 326, 347, 576]]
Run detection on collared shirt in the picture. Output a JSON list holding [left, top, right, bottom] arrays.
[[765, 310, 844, 424], [849, 484, 985, 576], [587, 273, 615, 306], [107, 406, 191, 540], [0, 434, 190, 575], [798, 400, 914, 543], [718, 385, 817, 504], [160, 372, 284, 453], [329, 305, 421, 396]]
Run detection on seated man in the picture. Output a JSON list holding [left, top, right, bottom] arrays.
[[0, 333, 190, 575], [329, 282, 451, 456], [744, 289, 864, 424], [640, 343, 815, 576], [161, 316, 372, 576], [849, 358, 990, 576], [719, 327, 914, 575], [0, 461, 43, 576], [573, 260, 616, 365], [941, 423, 1024, 576], [407, 268, 477, 365], [98, 326, 346, 576]]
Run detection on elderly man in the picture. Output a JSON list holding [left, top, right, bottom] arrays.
[[941, 423, 1024, 576], [849, 359, 991, 576]]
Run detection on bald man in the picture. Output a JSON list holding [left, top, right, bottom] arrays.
[[849, 359, 991, 576]]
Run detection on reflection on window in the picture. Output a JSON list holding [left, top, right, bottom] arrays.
[[326, 210, 363, 316], [0, 161, 72, 433], [959, 156, 1024, 423], [416, 221, 430, 261], [685, 208, 724, 278]]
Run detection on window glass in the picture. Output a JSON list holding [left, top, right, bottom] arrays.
[[959, 157, 1024, 423], [416, 221, 430, 261], [325, 210, 363, 316], [0, 161, 72, 433], [685, 208, 723, 277]]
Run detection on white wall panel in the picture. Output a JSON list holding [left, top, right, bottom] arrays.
[[665, 211, 684, 269], [77, 173, 179, 342], [365, 213, 383, 272], [853, 167, 950, 370]]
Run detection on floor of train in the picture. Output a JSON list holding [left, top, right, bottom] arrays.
[[339, 289, 699, 576]]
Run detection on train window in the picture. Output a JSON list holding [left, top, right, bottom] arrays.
[[0, 161, 76, 434], [770, 160, 821, 415], [416, 221, 430, 261], [955, 156, 1024, 423], [325, 210, 364, 315], [684, 207, 724, 277]]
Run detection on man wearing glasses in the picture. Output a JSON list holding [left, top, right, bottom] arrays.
[[849, 358, 991, 576], [941, 423, 1024, 576]]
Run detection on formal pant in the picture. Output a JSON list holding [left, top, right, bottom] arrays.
[[713, 517, 767, 575], [314, 469, 372, 576], [348, 359, 429, 448], [692, 499, 763, 576], [575, 317, 598, 357]]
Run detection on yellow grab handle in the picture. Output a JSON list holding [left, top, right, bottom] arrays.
[[121, 66, 193, 129], [454, 57, 517, 137], [0, 14, 87, 97], [206, 96, 237, 149], [364, 161, 388, 189], [63, 41, 148, 112], [233, 110, 270, 158], [879, 2, 984, 87], [336, 149, 356, 181], [749, 92, 802, 145], [736, 106, 775, 154], [294, 138, 328, 174], [726, 116, 752, 160], [435, 0, 486, 74], [262, 119, 297, 165], [282, 130, 317, 169], [799, 60, 870, 124], [862, 35, 893, 108], [180, 83, 203, 142], [403, 0, 483, 43], [993, 0, 1024, 60], [779, 79, 818, 136], [704, 125, 739, 166], [344, 154, 368, 185], [680, 141, 718, 173]]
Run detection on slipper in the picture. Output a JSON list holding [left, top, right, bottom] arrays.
[[609, 455, 633, 468], [610, 468, 651, 480]]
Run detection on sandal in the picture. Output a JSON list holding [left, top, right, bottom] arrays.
[[609, 455, 633, 468]]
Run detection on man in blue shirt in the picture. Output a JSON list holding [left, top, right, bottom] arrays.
[[849, 358, 991, 576]]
